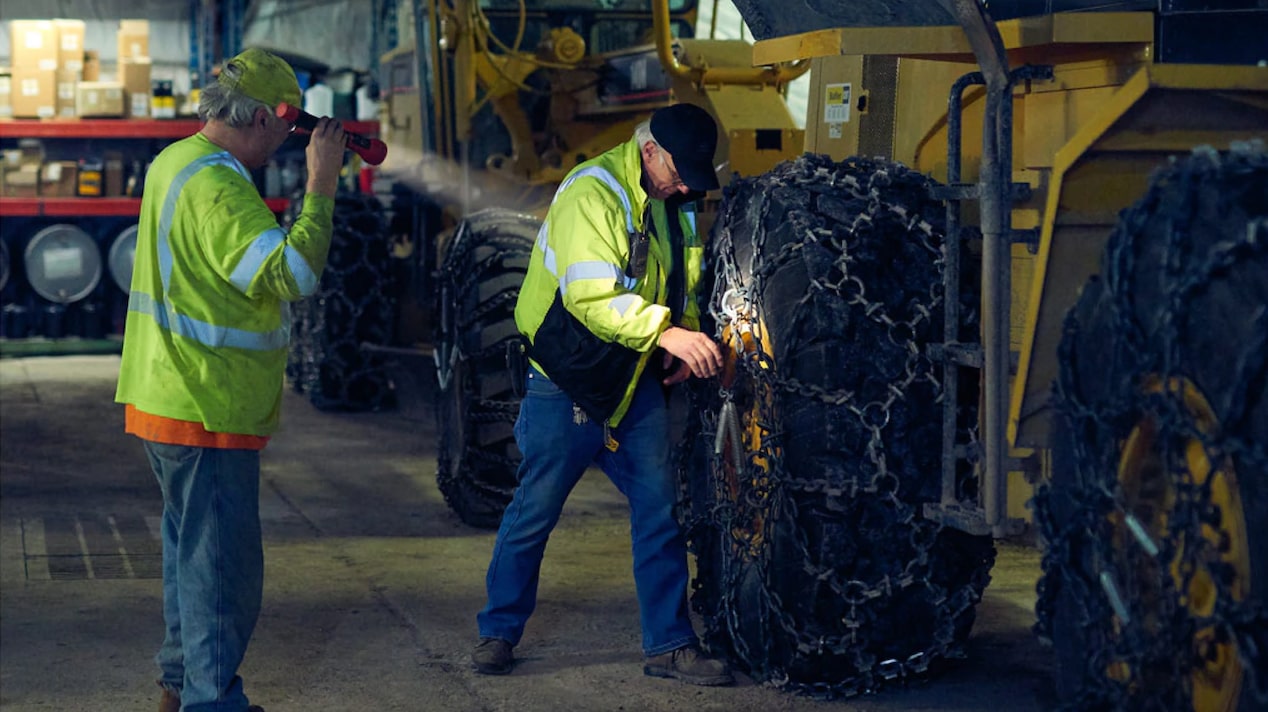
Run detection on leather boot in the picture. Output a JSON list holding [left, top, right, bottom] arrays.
[[157, 686, 179, 712], [158, 683, 264, 711], [471, 638, 515, 675], [643, 645, 734, 686]]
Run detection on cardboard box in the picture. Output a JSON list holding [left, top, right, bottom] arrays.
[[0, 70, 11, 119], [15, 139, 44, 167], [2, 149, 25, 170], [117, 20, 150, 61], [83, 50, 100, 81], [54, 19, 86, 72], [119, 57, 151, 117], [2, 165, 40, 198], [119, 58, 151, 93], [10, 67, 56, 118], [128, 92, 151, 118], [104, 157, 125, 197], [10, 20, 60, 72], [77, 81, 125, 118], [55, 68, 79, 118], [42, 161, 79, 197]]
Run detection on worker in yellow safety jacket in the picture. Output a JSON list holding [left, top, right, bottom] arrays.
[[472, 103, 733, 686], [114, 48, 347, 712]]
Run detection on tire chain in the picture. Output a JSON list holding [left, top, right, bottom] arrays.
[[1034, 143, 1268, 711], [287, 192, 397, 411], [434, 219, 534, 517], [678, 154, 989, 697]]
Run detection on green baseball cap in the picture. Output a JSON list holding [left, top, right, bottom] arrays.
[[217, 48, 302, 108]]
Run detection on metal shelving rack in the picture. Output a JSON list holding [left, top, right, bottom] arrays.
[[0, 118, 379, 218], [0, 119, 381, 140]]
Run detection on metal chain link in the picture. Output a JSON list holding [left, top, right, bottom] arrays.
[[287, 192, 396, 411], [435, 216, 535, 517], [1034, 142, 1268, 711], [678, 154, 992, 697]]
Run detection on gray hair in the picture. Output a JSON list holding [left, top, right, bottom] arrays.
[[634, 119, 657, 150], [197, 61, 271, 127]]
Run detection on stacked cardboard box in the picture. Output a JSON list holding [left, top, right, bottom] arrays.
[[119, 57, 152, 119], [76, 82, 125, 117], [0, 68, 12, 119], [5, 18, 154, 119], [42, 160, 80, 197], [117, 19, 151, 118], [1, 142, 45, 197], [7, 19, 85, 118], [54, 19, 86, 117], [9, 20, 59, 118]]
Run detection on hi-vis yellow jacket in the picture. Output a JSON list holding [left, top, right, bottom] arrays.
[[514, 135, 704, 426], [115, 133, 334, 437]]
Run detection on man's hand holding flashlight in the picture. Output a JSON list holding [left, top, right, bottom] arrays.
[[305, 117, 345, 199]]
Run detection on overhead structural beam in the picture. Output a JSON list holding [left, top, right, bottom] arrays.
[[652, 0, 810, 87]]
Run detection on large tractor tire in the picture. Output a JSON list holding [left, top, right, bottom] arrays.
[[679, 154, 995, 696], [435, 209, 538, 529], [1035, 143, 1268, 712], [286, 192, 397, 411]]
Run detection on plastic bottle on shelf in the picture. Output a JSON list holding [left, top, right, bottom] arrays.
[[355, 83, 379, 121], [264, 160, 281, 198], [77, 159, 104, 197], [303, 82, 334, 119], [280, 160, 302, 195]]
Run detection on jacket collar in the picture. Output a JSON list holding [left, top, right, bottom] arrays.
[[617, 135, 650, 226]]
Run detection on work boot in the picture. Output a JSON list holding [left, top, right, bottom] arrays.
[[160, 686, 263, 712], [643, 645, 734, 686], [471, 638, 515, 675], [157, 686, 179, 712]]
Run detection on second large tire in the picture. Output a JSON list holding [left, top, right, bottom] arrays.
[[435, 209, 538, 529], [1036, 143, 1268, 712]]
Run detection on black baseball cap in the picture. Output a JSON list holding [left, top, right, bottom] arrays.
[[650, 103, 720, 192]]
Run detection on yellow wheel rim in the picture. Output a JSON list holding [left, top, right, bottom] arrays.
[[1114, 376, 1250, 711], [719, 316, 778, 561]]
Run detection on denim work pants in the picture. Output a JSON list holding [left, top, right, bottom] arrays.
[[144, 441, 263, 712], [477, 367, 697, 657]]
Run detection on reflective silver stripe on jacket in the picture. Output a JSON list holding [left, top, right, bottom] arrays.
[[535, 166, 640, 309], [157, 153, 250, 293], [129, 291, 290, 351], [138, 150, 289, 351], [228, 227, 319, 296]]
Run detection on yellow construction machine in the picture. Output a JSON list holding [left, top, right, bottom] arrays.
[[679, 0, 1266, 709], [369, 0, 809, 527], [351, 0, 1267, 709]]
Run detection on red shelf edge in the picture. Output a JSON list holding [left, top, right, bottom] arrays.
[[0, 119, 204, 139], [1, 118, 379, 139], [2, 196, 291, 217], [0, 197, 43, 217]]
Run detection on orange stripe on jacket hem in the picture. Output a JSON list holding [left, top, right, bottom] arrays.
[[125, 404, 269, 450]]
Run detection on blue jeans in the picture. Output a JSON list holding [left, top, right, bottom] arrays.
[[144, 441, 263, 712], [477, 367, 697, 657]]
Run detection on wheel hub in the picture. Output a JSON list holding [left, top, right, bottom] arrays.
[[1114, 376, 1250, 711]]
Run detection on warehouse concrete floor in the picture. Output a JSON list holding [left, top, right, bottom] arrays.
[[1, 354, 1056, 712]]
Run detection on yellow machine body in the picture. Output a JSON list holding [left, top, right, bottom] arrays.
[[383, 0, 806, 223], [754, 12, 1268, 521], [380, 0, 808, 343]]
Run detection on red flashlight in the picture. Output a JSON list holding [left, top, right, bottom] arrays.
[[276, 102, 388, 166]]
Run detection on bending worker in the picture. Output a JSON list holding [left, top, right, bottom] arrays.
[[472, 103, 732, 686], [115, 49, 346, 712]]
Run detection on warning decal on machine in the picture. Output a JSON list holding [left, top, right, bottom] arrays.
[[824, 83, 851, 124]]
